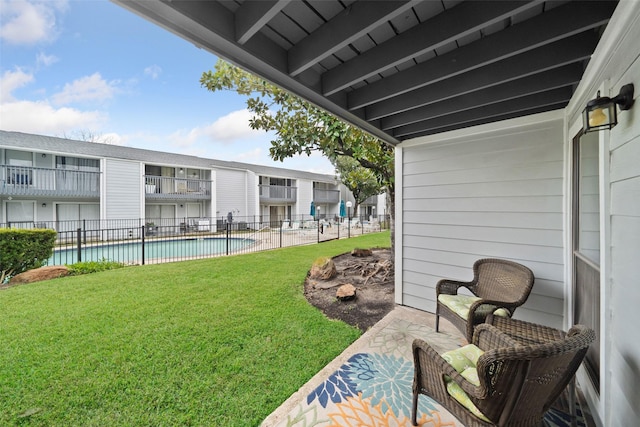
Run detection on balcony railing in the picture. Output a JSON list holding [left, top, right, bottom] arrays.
[[144, 175, 212, 200], [0, 165, 100, 197], [313, 188, 340, 204], [259, 184, 297, 202]]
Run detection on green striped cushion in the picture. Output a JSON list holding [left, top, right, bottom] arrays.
[[438, 294, 509, 319], [442, 344, 491, 423]]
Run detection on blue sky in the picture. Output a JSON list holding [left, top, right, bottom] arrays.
[[0, 0, 334, 173]]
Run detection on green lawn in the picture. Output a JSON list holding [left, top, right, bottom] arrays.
[[0, 232, 390, 426]]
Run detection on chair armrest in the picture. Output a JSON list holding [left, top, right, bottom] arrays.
[[485, 315, 565, 345], [412, 339, 489, 400], [473, 324, 521, 350], [468, 299, 517, 319], [436, 278, 476, 296]]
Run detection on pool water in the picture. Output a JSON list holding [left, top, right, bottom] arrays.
[[49, 237, 255, 265]]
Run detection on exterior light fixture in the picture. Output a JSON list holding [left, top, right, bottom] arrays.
[[42, 203, 47, 207], [583, 84, 634, 133]]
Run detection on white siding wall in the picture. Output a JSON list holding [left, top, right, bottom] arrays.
[[215, 168, 249, 220], [104, 159, 141, 219], [608, 93, 640, 427], [401, 113, 565, 328], [297, 179, 314, 218], [245, 170, 257, 220], [563, 3, 640, 425]]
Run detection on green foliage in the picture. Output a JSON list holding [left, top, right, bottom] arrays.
[[201, 60, 395, 213], [0, 228, 57, 283], [335, 156, 381, 210], [0, 232, 389, 426], [67, 259, 125, 276]]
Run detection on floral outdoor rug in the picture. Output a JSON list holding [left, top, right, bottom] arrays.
[[267, 318, 586, 427]]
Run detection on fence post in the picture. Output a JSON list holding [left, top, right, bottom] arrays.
[[141, 225, 146, 265], [83, 219, 87, 244], [279, 220, 283, 248], [76, 228, 82, 263], [226, 222, 230, 255]]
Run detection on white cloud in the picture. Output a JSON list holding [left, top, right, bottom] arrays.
[[144, 65, 162, 80], [167, 127, 202, 148], [0, 0, 68, 45], [0, 68, 34, 102], [207, 109, 263, 141], [165, 109, 262, 149], [51, 72, 118, 106], [1, 68, 108, 135], [0, 99, 105, 134], [36, 51, 58, 67], [234, 147, 263, 162], [95, 132, 124, 145]]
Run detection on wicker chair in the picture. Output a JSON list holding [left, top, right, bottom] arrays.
[[435, 258, 534, 342], [411, 321, 595, 427]]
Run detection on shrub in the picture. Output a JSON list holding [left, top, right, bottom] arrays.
[[67, 259, 125, 275], [0, 228, 57, 283]]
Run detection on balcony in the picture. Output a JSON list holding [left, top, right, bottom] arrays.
[[259, 184, 297, 203], [0, 165, 100, 198], [144, 175, 212, 200], [313, 188, 340, 204]]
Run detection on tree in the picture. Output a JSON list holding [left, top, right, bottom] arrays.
[[200, 60, 395, 232], [334, 156, 380, 215], [61, 129, 116, 144]]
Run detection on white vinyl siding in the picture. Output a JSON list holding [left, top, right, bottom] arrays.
[[245, 171, 257, 219], [560, 4, 640, 424], [215, 169, 249, 220], [401, 115, 565, 328], [298, 180, 313, 218], [602, 21, 640, 427], [104, 159, 141, 219]]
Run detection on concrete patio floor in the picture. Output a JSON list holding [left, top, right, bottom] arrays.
[[262, 305, 591, 427]]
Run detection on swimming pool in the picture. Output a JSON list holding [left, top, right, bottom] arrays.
[[49, 237, 256, 265]]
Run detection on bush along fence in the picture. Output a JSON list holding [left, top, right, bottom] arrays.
[[1, 217, 388, 267]]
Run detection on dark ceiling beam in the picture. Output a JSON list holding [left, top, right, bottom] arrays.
[[402, 103, 568, 140], [348, 1, 616, 110], [235, 0, 292, 45], [287, 0, 421, 76], [366, 32, 599, 120], [392, 88, 573, 138], [321, 0, 543, 96], [381, 64, 584, 130], [112, 0, 399, 145]]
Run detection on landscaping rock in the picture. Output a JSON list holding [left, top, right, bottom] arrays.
[[9, 266, 70, 284], [309, 257, 337, 280], [336, 284, 357, 301], [351, 248, 373, 257]]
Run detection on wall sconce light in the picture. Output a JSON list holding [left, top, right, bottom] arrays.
[[583, 84, 634, 133], [41, 153, 46, 158], [179, 204, 184, 208], [42, 203, 47, 207]]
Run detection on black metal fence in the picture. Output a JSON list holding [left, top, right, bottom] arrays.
[[1, 216, 389, 267]]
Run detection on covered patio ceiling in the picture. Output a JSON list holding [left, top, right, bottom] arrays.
[[113, 0, 618, 146]]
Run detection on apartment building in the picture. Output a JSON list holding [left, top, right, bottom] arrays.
[[0, 130, 382, 230]]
